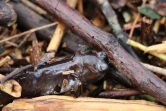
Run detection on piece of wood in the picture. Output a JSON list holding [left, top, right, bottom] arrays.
[[0, 74, 21, 98], [32, 0, 166, 105], [3, 95, 166, 111], [47, 23, 65, 52], [0, 0, 16, 26]]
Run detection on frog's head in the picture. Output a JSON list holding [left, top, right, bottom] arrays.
[[83, 51, 108, 73], [79, 51, 108, 84], [96, 51, 108, 72]]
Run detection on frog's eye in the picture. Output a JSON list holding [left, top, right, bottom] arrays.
[[97, 62, 108, 71]]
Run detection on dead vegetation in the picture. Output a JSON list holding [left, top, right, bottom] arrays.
[[0, 0, 166, 110]]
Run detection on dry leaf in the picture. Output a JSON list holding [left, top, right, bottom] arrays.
[[145, 42, 166, 54]]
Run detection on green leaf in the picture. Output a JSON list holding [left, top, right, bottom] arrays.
[[122, 11, 131, 22], [138, 4, 162, 19]]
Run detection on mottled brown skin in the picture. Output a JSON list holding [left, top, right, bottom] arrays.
[[0, 53, 108, 106]]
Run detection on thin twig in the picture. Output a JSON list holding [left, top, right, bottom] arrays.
[[18, 32, 33, 48], [1, 65, 32, 83], [21, 0, 47, 15], [5, 41, 18, 47], [129, 0, 147, 38], [123, 23, 141, 31], [0, 22, 58, 44], [127, 39, 166, 61], [142, 63, 166, 76], [47, 0, 78, 53], [47, 23, 65, 52]]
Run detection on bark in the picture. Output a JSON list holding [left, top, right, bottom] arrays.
[[99, 89, 141, 98], [32, 0, 166, 105], [0, 0, 16, 26], [3, 95, 166, 111]]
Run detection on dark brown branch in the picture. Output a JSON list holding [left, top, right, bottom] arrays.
[[32, 0, 166, 105], [99, 89, 141, 98], [0, 0, 16, 27], [12, 2, 134, 87]]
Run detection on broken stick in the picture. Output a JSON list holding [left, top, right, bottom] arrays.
[[2, 95, 166, 111], [0, 74, 21, 98]]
